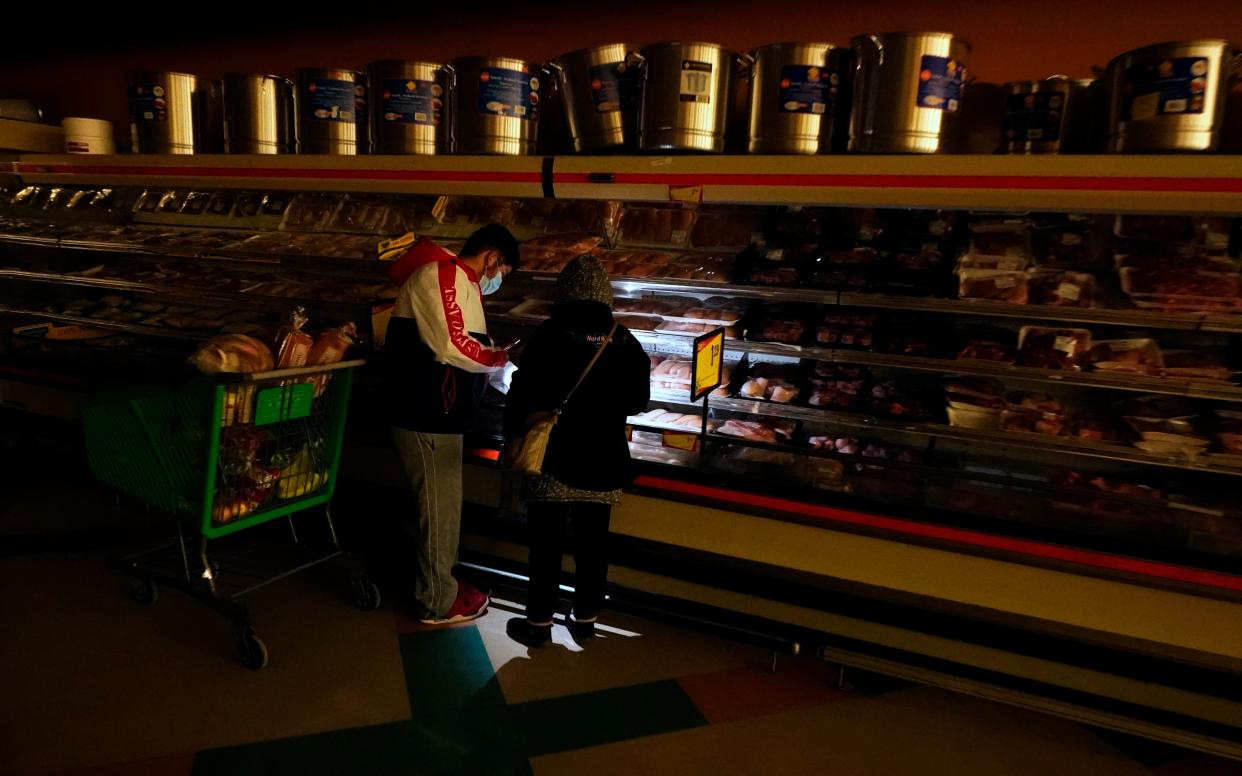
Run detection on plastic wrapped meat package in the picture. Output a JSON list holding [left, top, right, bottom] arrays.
[[749, 303, 812, 345], [805, 248, 874, 290], [969, 219, 1030, 258], [736, 361, 802, 404], [715, 418, 796, 444], [1001, 392, 1068, 436], [1161, 350, 1237, 381], [690, 206, 761, 249], [866, 380, 934, 421], [815, 309, 877, 349], [806, 362, 869, 410], [1026, 270, 1094, 308], [1120, 266, 1242, 311], [1016, 327, 1091, 371], [280, 194, 339, 232], [1117, 396, 1209, 456], [957, 269, 1028, 304], [617, 205, 697, 246], [1085, 339, 1163, 375], [632, 408, 708, 431]]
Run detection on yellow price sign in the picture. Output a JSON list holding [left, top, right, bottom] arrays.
[[691, 327, 726, 401], [662, 432, 700, 452]]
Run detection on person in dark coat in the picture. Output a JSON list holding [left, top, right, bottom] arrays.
[[502, 254, 650, 647]]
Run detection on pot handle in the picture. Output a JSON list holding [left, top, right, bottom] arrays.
[[539, 64, 559, 96], [866, 34, 885, 66], [734, 51, 754, 80]]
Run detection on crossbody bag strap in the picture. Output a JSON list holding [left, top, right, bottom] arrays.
[[556, 322, 619, 415]]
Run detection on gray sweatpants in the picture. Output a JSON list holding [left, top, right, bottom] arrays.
[[391, 428, 463, 619]]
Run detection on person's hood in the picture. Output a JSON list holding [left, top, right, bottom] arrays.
[[388, 238, 471, 285]]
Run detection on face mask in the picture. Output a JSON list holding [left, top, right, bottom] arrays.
[[479, 268, 503, 295]]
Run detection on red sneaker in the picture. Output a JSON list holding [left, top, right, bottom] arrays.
[[419, 582, 490, 625]]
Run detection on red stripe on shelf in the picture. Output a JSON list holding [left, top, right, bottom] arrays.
[[13, 163, 543, 184], [633, 475, 1242, 593], [554, 172, 1242, 194]]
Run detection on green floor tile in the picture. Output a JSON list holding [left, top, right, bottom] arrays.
[[510, 679, 709, 757]]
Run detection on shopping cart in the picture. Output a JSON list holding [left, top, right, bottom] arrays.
[[83, 359, 377, 669]]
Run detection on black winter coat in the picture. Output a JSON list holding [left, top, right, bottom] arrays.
[[503, 300, 650, 492]]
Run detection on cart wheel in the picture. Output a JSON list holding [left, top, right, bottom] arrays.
[[232, 623, 268, 671], [127, 576, 158, 606], [351, 575, 382, 612]]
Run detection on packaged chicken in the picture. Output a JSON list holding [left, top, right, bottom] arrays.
[[716, 418, 796, 443], [1161, 350, 1237, 381]]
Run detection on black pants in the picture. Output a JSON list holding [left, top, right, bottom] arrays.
[[525, 500, 612, 624]]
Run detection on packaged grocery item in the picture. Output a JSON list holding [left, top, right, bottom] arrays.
[[307, 322, 357, 366], [689, 206, 761, 249], [1027, 270, 1095, 308], [1001, 391, 1068, 436], [1161, 350, 1237, 381], [1016, 327, 1091, 370], [1086, 339, 1163, 375], [1119, 267, 1242, 311], [944, 377, 1004, 409], [617, 205, 697, 245], [866, 380, 934, 420], [804, 248, 875, 290], [190, 334, 275, 375], [1030, 223, 1099, 268], [957, 254, 1029, 271], [948, 404, 1001, 430], [274, 308, 313, 368], [736, 362, 802, 404], [955, 335, 1016, 364], [969, 221, 1029, 257], [715, 418, 796, 443], [957, 269, 1028, 304], [815, 309, 877, 349], [749, 303, 812, 345]]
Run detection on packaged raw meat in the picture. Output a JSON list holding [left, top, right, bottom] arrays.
[[716, 418, 796, 443], [1072, 418, 1120, 443], [1005, 391, 1066, 416], [1031, 225, 1099, 268], [969, 222, 1029, 258], [1001, 409, 1066, 436], [746, 265, 802, 287], [1027, 270, 1095, 308], [944, 377, 1004, 409], [957, 269, 1028, 304], [1016, 327, 1091, 370], [956, 254, 1029, 271], [1120, 267, 1242, 311], [1161, 351, 1237, 381], [523, 233, 604, 254], [690, 207, 760, 248], [617, 205, 696, 245], [956, 338, 1015, 364], [190, 334, 275, 375], [1085, 340, 1163, 375]]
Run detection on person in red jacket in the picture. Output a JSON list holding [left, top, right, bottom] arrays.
[[384, 224, 519, 624]]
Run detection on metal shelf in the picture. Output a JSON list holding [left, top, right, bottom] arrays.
[[0, 304, 207, 340], [12, 154, 548, 198], [516, 270, 1242, 333], [552, 155, 1242, 214], [15, 153, 1242, 215], [622, 327, 1242, 403], [647, 389, 1242, 479], [0, 268, 387, 312]]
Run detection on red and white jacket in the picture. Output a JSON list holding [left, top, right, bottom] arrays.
[[383, 238, 506, 433], [390, 238, 507, 372]]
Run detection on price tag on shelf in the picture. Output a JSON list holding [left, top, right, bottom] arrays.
[[662, 431, 700, 452], [691, 326, 726, 402], [668, 185, 703, 203]]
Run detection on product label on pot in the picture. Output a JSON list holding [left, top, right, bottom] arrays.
[[381, 78, 443, 125], [778, 65, 839, 115], [478, 67, 538, 119], [1122, 57, 1209, 121], [680, 60, 713, 103], [916, 55, 964, 112], [1004, 90, 1065, 143], [589, 61, 640, 113], [130, 84, 167, 122], [305, 79, 355, 122], [354, 82, 368, 125]]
